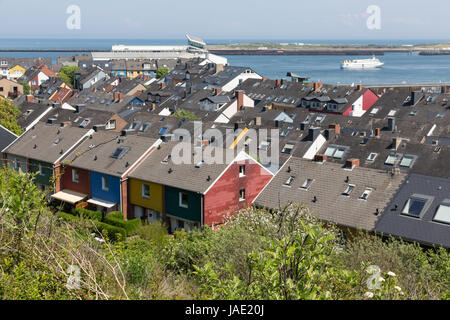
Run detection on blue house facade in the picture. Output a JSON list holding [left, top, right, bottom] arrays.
[[89, 171, 121, 211]]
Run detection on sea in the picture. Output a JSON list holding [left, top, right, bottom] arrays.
[[1, 38, 450, 85]]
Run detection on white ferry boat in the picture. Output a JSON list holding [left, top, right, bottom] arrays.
[[341, 56, 384, 69]]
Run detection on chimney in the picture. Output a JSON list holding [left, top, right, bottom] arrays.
[[113, 92, 119, 102], [26, 95, 34, 103], [214, 88, 222, 96], [215, 64, 224, 74], [150, 103, 156, 111], [275, 79, 281, 88], [375, 128, 381, 138], [313, 82, 323, 91], [308, 127, 322, 141], [236, 90, 244, 109], [393, 137, 402, 150], [410, 91, 423, 106], [345, 158, 360, 169], [118, 92, 123, 102], [324, 128, 335, 141], [329, 124, 340, 135], [357, 84, 363, 91], [161, 82, 167, 89], [314, 154, 327, 163], [75, 104, 86, 114], [255, 116, 262, 126], [388, 117, 396, 132]]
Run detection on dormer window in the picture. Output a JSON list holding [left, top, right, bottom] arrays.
[[106, 120, 116, 130]]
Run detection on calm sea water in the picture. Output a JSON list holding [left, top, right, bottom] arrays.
[[1, 38, 450, 85]]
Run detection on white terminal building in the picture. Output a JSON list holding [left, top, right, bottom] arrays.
[[92, 34, 228, 65]]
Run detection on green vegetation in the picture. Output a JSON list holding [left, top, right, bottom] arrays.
[[57, 66, 80, 87], [171, 109, 200, 120], [0, 168, 448, 300], [156, 67, 170, 79], [0, 97, 23, 136], [18, 81, 31, 95]]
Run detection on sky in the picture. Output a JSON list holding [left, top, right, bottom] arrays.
[[1, 0, 449, 41]]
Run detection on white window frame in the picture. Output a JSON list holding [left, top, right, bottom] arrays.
[[72, 169, 79, 183], [142, 184, 150, 199], [101, 176, 109, 192], [239, 189, 246, 202], [179, 192, 188, 208], [239, 165, 246, 177]]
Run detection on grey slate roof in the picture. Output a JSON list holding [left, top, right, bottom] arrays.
[[129, 141, 231, 194], [0, 124, 18, 152], [254, 157, 406, 231], [65, 131, 158, 178], [3, 122, 91, 164], [376, 173, 450, 248]]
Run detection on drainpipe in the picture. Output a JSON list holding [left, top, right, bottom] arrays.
[[200, 194, 204, 231]]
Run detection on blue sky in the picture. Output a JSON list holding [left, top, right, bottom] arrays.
[[1, 0, 449, 40]]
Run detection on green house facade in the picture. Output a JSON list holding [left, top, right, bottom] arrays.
[[164, 186, 202, 229], [29, 158, 54, 187]]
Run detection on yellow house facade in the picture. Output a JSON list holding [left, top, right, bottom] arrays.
[[129, 178, 163, 221], [9, 65, 26, 80]]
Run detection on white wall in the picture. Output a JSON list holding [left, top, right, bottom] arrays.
[[303, 134, 327, 160], [349, 96, 364, 117], [221, 72, 262, 92]]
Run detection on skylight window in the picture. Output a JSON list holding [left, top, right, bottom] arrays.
[[436, 113, 445, 119], [367, 153, 378, 162], [324, 147, 336, 157], [409, 110, 418, 116], [79, 119, 90, 128], [388, 110, 397, 117], [300, 178, 314, 190], [402, 197, 428, 218], [139, 122, 151, 132], [400, 156, 414, 168], [360, 188, 373, 200], [129, 121, 141, 131], [342, 184, 355, 197], [161, 154, 171, 164], [385, 153, 400, 165], [284, 176, 295, 187], [111, 146, 131, 159], [315, 114, 326, 123], [282, 143, 295, 154], [370, 108, 379, 115], [334, 148, 346, 159], [159, 127, 168, 135], [433, 203, 450, 224]]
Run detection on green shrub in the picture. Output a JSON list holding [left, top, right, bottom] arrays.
[[107, 211, 124, 220], [57, 212, 79, 222], [137, 221, 169, 245], [92, 221, 126, 242], [72, 208, 102, 221], [104, 216, 141, 236]]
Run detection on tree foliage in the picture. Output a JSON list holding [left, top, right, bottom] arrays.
[[0, 97, 23, 136], [156, 67, 170, 79], [0, 168, 448, 300], [57, 66, 80, 87]]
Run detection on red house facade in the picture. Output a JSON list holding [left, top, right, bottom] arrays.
[[203, 157, 273, 226]]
